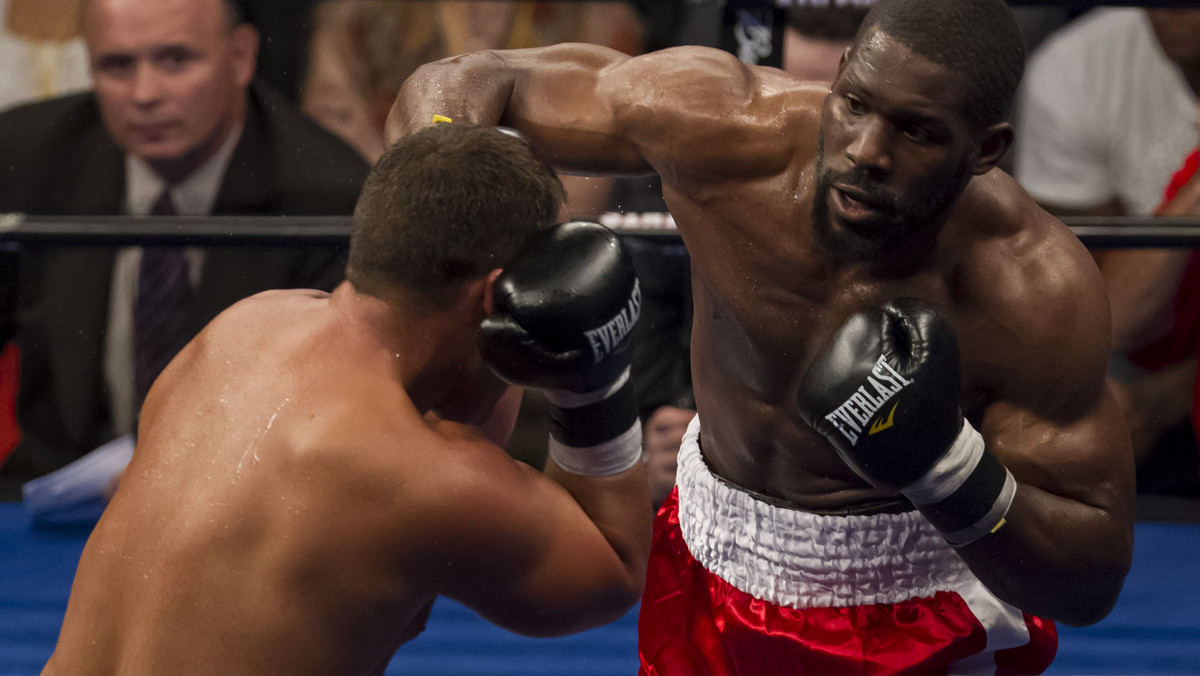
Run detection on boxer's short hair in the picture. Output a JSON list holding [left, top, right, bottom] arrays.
[[857, 0, 1025, 135], [349, 123, 565, 303]]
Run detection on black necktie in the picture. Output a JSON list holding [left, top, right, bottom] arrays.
[[134, 190, 194, 403]]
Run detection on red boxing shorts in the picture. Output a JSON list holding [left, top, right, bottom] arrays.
[[638, 416, 1057, 676]]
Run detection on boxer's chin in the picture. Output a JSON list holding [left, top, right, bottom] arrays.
[[812, 191, 897, 262]]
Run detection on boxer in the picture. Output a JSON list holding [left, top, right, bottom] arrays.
[[43, 122, 653, 675], [386, 0, 1136, 672]]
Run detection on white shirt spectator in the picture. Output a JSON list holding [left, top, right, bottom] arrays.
[[1015, 7, 1199, 216]]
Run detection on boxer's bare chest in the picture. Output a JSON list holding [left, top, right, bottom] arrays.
[[686, 220, 976, 509], [695, 247, 954, 389]]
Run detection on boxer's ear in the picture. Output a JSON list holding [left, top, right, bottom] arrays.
[[832, 47, 852, 85], [971, 122, 1013, 176], [482, 268, 503, 316]]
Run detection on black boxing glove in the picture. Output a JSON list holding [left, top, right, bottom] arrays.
[[797, 298, 1016, 546], [480, 221, 643, 475]]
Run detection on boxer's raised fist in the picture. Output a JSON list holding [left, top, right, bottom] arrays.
[[480, 221, 641, 394], [797, 298, 963, 491], [798, 298, 1015, 546]]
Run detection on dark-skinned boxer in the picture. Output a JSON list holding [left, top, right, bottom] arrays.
[[385, 0, 1136, 672]]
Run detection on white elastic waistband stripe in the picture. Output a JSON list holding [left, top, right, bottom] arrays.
[[675, 415, 976, 609]]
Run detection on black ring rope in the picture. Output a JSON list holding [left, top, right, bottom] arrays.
[[4, 213, 1200, 249]]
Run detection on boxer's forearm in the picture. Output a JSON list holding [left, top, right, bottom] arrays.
[[477, 385, 524, 449], [385, 43, 652, 178], [385, 50, 516, 143], [961, 382, 1136, 625], [956, 484, 1132, 626]]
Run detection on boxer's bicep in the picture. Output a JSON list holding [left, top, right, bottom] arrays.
[[606, 47, 817, 186], [981, 393, 1133, 524], [501, 44, 806, 183], [406, 445, 643, 637]]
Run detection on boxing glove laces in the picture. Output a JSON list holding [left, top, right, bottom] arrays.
[[480, 221, 643, 475], [797, 298, 1016, 546]]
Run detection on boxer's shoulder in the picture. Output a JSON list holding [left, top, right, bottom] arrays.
[[948, 173, 1100, 306]]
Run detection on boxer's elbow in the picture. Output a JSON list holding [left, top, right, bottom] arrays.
[[504, 584, 641, 638], [1054, 551, 1131, 627], [560, 578, 644, 636], [976, 514, 1133, 627], [574, 597, 640, 638]]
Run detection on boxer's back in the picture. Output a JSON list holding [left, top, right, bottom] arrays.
[[46, 288, 436, 675]]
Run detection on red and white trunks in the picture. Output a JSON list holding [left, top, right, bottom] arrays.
[[638, 416, 1057, 675]]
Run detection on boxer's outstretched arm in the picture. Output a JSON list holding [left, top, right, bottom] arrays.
[[384, 43, 805, 184], [386, 43, 646, 174]]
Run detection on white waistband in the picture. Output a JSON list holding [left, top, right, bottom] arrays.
[[676, 415, 976, 609]]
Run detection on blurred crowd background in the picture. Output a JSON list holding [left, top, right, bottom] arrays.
[[2, 0, 1199, 513]]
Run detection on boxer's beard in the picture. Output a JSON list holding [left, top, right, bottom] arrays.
[[812, 131, 971, 263]]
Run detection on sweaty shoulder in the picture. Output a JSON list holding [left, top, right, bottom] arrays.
[[608, 45, 827, 185], [309, 410, 551, 583], [949, 171, 1110, 414], [199, 288, 331, 343]]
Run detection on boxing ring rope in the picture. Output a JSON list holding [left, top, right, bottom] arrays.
[[0, 211, 1195, 340], [4, 212, 1200, 248]]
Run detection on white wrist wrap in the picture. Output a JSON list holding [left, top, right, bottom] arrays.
[[548, 421, 643, 476], [901, 419, 1017, 548], [901, 420, 984, 507], [545, 367, 643, 476]]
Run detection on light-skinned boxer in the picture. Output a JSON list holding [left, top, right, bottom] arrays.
[[42, 123, 652, 676]]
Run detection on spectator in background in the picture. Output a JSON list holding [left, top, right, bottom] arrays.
[[1014, 7, 1200, 495], [0, 0, 369, 499], [1016, 8, 1199, 218], [301, 1, 643, 166], [1099, 138, 1200, 496]]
